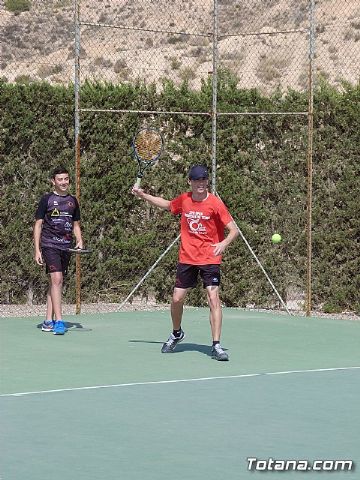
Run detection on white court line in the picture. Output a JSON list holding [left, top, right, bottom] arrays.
[[1, 366, 360, 398]]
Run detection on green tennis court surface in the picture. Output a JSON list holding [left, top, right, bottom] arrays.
[[1, 309, 360, 479]]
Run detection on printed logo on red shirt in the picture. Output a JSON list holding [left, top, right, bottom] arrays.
[[185, 211, 210, 234]]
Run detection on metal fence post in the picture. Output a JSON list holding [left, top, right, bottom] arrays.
[[306, 0, 315, 317], [74, 0, 81, 314], [211, 0, 219, 194]]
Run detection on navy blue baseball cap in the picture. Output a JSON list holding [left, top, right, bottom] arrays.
[[188, 165, 209, 180]]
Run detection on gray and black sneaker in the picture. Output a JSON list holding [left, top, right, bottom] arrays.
[[41, 320, 55, 332], [211, 344, 229, 361], [161, 330, 185, 353]]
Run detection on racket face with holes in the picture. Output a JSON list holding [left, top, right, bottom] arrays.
[[132, 128, 163, 187]]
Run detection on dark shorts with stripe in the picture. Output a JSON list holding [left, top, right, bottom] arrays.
[[175, 263, 221, 289], [42, 247, 71, 275]]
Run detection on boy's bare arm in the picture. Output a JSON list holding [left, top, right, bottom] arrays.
[[33, 219, 44, 265], [131, 186, 171, 210]]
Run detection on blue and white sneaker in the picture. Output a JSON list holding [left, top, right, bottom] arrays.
[[53, 320, 67, 335], [41, 320, 55, 332]]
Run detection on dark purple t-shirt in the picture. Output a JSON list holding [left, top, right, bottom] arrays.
[[35, 192, 80, 250]]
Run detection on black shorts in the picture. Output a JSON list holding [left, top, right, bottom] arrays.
[[175, 263, 221, 289], [42, 247, 71, 275]]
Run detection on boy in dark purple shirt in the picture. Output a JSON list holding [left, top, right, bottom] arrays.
[[34, 167, 83, 334]]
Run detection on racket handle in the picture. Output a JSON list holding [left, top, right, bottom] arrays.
[[135, 177, 142, 187]]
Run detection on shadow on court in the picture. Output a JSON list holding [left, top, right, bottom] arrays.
[[36, 321, 92, 332], [128, 339, 223, 357]]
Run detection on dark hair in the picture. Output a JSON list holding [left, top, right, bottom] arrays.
[[51, 166, 69, 179]]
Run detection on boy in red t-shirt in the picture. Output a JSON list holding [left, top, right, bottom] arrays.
[[131, 165, 238, 361]]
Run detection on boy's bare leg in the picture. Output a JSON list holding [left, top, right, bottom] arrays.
[[161, 288, 188, 353], [206, 286, 228, 360], [206, 286, 222, 341], [46, 287, 54, 320], [170, 287, 188, 330], [49, 271, 64, 321]]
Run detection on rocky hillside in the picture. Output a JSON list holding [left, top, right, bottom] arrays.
[[0, 0, 359, 92]]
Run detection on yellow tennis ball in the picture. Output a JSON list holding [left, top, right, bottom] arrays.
[[272, 233, 282, 244]]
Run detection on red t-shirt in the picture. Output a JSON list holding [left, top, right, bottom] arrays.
[[169, 192, 233, 265]]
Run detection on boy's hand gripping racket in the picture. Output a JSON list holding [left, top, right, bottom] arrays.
[[132, 128, 163, 187], [68, 247, 92, 254]]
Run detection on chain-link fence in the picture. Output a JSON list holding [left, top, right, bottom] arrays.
[[1, 0, 359, 315], [1, 1, 358, 89]]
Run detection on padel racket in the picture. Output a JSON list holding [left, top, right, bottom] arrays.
[[132, 128, 163, 187], [68, 247, 92, 254]]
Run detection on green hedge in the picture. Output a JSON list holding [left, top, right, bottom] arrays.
[[5, 0, 31, 14], [0, 75, 359, 312]]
